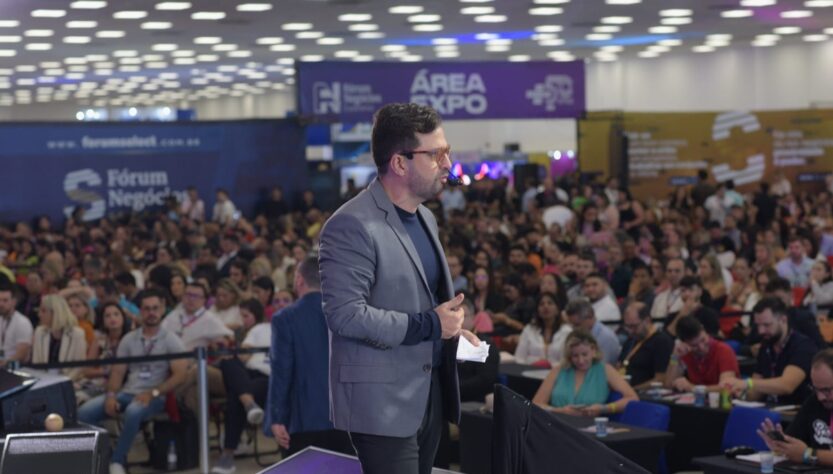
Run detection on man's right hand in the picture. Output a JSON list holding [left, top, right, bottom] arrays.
[[104, 396, 119, 418], [271, 424, 291, 450], [436, 293, 465, 340]]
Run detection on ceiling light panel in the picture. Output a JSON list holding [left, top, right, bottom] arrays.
[[237, 3, 272, 12], [113, 11, 147, 19]]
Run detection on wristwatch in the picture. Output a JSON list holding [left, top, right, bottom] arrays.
[[151, 389, 161, 398]]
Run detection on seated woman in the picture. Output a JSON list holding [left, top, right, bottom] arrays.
[[212, 298, 271, 474], [76, 302, 131, 404], [32, 294, 88, 382], [514, 292, 572, 367], [532, 330, 637, 417], [65, 291, 96, 347]]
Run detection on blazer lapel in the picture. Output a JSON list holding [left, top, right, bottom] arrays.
[[368, 179, 431, 296], [59, 330, 70, 361], [417, 206, 453, 302]]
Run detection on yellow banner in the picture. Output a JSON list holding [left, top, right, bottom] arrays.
[[619, 109, 833, 201]]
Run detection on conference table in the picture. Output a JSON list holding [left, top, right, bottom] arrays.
[[693, 454, 832, 474], [644, 395, 796, 472], [459, 401, 673, 474]]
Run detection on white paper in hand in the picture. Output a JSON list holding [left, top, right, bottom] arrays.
[[456, 335, 489, 363]]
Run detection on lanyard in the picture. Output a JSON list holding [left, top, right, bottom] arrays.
[[622, 326, 656, 369], [178, 308, 204, 336], [140, 335, 158, 357]]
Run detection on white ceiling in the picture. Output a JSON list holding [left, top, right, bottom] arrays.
[[0, 0, 830, 108]]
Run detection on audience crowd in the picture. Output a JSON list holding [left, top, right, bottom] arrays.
[[0, 170, 831, 470]]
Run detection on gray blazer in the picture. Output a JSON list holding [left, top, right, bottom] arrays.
[[319, 178, 461, 437]]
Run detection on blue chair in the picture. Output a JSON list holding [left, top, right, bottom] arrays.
[[725, 339, 742, 354], [721, 406, 781, 452], [621, 401, 671, 474]]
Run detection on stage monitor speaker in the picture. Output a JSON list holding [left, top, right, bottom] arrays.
[[1, 370, 76, 434], [0, 431, 107, 474]]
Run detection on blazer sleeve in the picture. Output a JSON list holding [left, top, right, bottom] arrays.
[[319, 212, 409, 348]]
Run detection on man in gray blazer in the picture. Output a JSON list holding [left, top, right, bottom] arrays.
[[319, 103, 480, 474]]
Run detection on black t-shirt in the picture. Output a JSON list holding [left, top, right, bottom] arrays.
[[786, 395, 833, 451], [756, 331, 817, 406], [618, 330, 675, 387]]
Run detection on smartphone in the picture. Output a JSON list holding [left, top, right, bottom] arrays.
[[767, 431, 786, 442]]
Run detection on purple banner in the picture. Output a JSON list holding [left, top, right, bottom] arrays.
[[296, 61, 585, 121]]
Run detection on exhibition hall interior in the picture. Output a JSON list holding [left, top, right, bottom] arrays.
[[0, 0, 832, 473]]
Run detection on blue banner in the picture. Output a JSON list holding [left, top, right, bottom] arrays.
[[0, 120, 308, 223], [297, 61, 585, 122]]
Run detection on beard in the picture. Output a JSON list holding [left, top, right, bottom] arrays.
[[408, 169, 443, 202], [763, 329, 783, 344]]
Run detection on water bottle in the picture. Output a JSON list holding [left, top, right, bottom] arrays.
[[167, 440, 177, 471]]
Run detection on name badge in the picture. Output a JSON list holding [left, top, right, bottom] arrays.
[[139, 365, 152, 380]]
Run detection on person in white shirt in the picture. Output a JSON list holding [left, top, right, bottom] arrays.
[[514, 292, 572, 366], [212, 298, 272, 474], [583, 273, 621, 323], [211, 278, 244, 331], [180, 186, 205, 222], [651, 257, 685, 320], [162, 283, 233, 351], [212, 188, 237, 226], [0, 285, 33, 367], [164, 282, 233, 415], [439, 187, 466, 219]]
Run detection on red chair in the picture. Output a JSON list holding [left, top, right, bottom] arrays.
[[719, 306, 741, 338], [792, 286, 808, 307]]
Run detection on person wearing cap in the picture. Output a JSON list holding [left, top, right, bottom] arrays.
[[663, 275, 720, 338]]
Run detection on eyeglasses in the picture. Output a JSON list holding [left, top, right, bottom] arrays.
[[399, 146, 451, 165], [810, 385, 833, 397]]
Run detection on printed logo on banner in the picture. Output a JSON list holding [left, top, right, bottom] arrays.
[[313, 82, 341, 114], [63, 169, 106, 220], [63, 168, 186, 221], [409, 69, 488, 115], [711, 111, 765, 186], [526, 75, 574, 111]]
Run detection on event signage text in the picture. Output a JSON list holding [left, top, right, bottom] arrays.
[[297, 61, 585, 121]]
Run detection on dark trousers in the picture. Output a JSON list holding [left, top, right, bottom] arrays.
[[219, 357, 268, 450], [349, 370, 444, 474], [286, 429, 354, 457]]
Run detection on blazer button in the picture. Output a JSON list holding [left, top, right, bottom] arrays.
[[423, 364, 432, 373]]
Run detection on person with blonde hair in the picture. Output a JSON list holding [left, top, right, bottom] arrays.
[[533, 329, 637, 417], [65, 291, 96, 347], [211, 278, 243, 331], [32, 294, 87, 381]]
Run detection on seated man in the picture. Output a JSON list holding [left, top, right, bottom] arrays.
[[162, 281, 233, 414], [583, 273, 621, 323], [78, 289, 187, 474], [618, 301, 674, 390], [726, 297, 818, 405], [665, 316, 739, 392], [663, 276, 720, 338], [758, 349, 833, 467], [564, 298, 620, 365]]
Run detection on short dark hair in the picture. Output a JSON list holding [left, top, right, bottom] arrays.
[[577, 250, 596, 264], [752, 296, 788, 318], [632, 260, 652, 276], [137, 288, 167, 308], [764, 277, 792, 294], [239, 298, 265, 324], [186, 281, 209, 299], [297, 256, 321, 289], [584, 272, 606, 283], [371, 103, 442, 175], [677, 316, 704, 342], [679, 275, 703, 289], [229, 259, 249, 276], [114, 271, 136, 287], [627, 301, 651, 321]]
